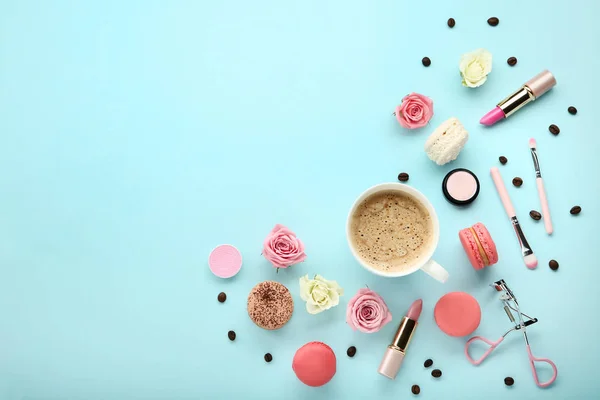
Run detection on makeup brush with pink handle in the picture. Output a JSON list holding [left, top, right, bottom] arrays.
[[529, 138, 553, 234], [490, 167, 538, 269]]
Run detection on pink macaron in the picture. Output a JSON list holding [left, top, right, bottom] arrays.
[[458, 222, 498, 270], [434, 292, 481, 337], [292, 342, 336, 387]]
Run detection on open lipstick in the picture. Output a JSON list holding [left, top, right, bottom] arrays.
[[378, 299, 422, 379], [480, 70, 556, 126]]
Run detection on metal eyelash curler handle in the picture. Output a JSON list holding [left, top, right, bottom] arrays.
[[464, 335, 505, 365], [526, 345, 558, 388], [465, 334, 557, 387]]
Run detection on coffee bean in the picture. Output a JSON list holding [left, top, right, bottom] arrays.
[[264, 353, 273, 362], [549, 260, 559, 271], [217, 292, 227, 303], [568, 106, 577, 115], [529, 210, 542, 221], [431, 369, 442, 378], [504, 377, 515, 386], [347, 346, 357, 357], [507, 57, 517, 66], [512, 177, 523, 187], [411, 384, 421, 395], [422, 57, 431, 67], [487, 17, 500, 26], [228, 330, 236, 341], [549, 124, 560, 135], [398, 172, 410, 182], [424, 359, 433, 368], [570, 205, 582, 215], [447, 18, 456, 28], [499, 156, 508, 165]]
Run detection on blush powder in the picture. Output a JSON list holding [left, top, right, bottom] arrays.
[[442, 169, 480, 206]]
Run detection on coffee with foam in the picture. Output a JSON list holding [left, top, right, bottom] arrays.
[[349, 190, 434, 273]]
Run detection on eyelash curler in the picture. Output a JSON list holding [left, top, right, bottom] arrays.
[[464, 279, 558, 388]]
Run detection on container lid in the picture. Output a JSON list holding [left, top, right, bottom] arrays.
[[442, 168, 480, 206]]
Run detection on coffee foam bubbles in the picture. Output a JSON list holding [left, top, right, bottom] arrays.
[[350, 191, 433, 273]]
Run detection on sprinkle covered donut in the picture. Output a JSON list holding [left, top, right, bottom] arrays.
[[247, 281, 294, 330]]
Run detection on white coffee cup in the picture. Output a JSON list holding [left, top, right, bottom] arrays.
[[346, 183, 449, 282]]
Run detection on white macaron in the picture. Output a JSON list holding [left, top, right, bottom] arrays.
[[424, 117, 469, 165]]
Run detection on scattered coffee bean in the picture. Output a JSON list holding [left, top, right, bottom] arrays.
[[398, 172, 410, 182], [431, 369, 442, 378], [570, 205, 582, 215], [549, 260, 559, 271], [411, 384, 421, 395], [549, 124, 560, 135], [217, 292, 227, 303], [529, 210, 542, 221], [228, 330, 236, 341], [422, 57, 431, 67], [264, 353, 273, 362], [424, 359, 433, 368], [499, 156, 508, 165], [512, 177, 523, 187], [507, 57, 517, 66], [568, 106, 578, 115], [504, 377, 515, 386], [487, 17, 500, 26], [347, 346, 357, 357], [447, 18, 456, 28]]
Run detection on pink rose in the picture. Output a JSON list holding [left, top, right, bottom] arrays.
[[346, 288, 392, 333], [395, 93, 434, 129], [262, 224, 306, 269]]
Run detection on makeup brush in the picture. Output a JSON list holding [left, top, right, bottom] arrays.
[[529, 138, 553, 234], [490, 167, 538, 269]]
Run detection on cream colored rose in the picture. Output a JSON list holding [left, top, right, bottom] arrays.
[[299, 274, 343, 314], [459, 49, 492, 88]]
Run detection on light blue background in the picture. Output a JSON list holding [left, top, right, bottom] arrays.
[[1, 0, 598, 399]]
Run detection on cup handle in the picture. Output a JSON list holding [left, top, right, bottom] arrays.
[[420, 259, 449, 283]]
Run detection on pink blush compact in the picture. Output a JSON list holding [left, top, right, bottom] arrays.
[[442, 168, 480, 206]]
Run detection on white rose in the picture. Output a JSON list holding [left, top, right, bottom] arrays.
[[459, 48, 493, 88], [299, 274, 344, 315]]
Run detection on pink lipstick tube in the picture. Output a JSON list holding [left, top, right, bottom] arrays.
[[480, 70, 556, 126], [378, 299, 422, 379]]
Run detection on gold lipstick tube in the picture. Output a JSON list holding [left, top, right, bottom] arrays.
[[377, 316, 418, 379]]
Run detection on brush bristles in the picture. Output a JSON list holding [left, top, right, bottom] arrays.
[[529, 138, 537, 149], [524, 253, 538, 269]]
